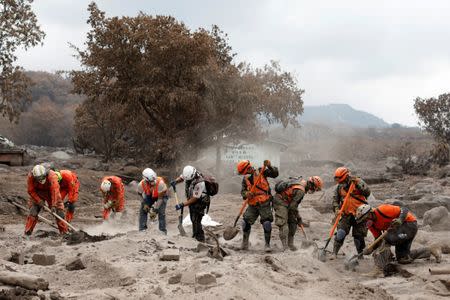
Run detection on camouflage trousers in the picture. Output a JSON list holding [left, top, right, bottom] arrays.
[[272, 195, 299, 238]]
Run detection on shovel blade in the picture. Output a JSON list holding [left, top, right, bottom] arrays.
[[178, 216, 187, 236], [223, 226, 239, 241], [318, 249, 327, 262]]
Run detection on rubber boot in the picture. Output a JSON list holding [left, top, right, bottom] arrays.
[[279, 226, 288, 251], [288, 234, 297, 251], [397, 255, 413, 264], [264, 231, 272, 253], [331, 241, 343, 260], [241, 230, 250, 250]]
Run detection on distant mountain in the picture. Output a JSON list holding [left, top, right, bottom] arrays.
[[300, 104, 389, 128]]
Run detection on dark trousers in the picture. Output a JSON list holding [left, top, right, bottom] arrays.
[[189, 203, 205, 242], [139, 196, 168, 233], [385, 221, 418, 260]]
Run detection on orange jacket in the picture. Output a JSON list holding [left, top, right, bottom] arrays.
[[141, 177, 163, 198], [337, 184, 367, 215], [27, 170, 62, 207], [101, 176, 125, 211], [245, 172, 271, 206], [369, 204, 417, 238], [58, 170, 80, 203]]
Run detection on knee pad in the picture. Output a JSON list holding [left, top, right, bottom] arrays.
[[262, 221, 272, 232], [336, 229, 347, 242]]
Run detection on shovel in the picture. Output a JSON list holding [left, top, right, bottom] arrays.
[[222, 165, 266, 241], [345, 229, 389, 271], [7, 199, 59, 230], [299, 223, 317, 249], [318, 182, 356, 262], [173, 188, 187, 237], [41, 205, 79, 232], [223, 200, 247, 240]]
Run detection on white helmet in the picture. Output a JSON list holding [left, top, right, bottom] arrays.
[[182, 165, 197, 181], [100, 180, 112, 193], [356, 204, 372, 223], [32, 165, 47, 184], [142, 168, 157, 182]]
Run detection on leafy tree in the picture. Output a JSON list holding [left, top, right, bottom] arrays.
[[72, 3, 303, 165], [0, 0, 45, 121], [414, 93, 450, 144]]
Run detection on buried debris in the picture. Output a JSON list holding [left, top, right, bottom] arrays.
[[205, 228, 229, 260], [64, 231, 121, 245], [32, 254, 55, 266], [0, 271, 49, 291], [65, 257, 86, 271], [159, 249, 180, 261], [264, 256, 285, 272]]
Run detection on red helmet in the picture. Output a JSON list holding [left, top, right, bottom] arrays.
[[237, 160, 252, 175], [309, 176, 323, 191], [334, 167, 349, 183]]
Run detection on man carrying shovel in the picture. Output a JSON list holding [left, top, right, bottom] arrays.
[[331, 167, 371, 259], [237, 159, 278, 252], [273, 176, 323, 251], [24, 165, 68, 235]]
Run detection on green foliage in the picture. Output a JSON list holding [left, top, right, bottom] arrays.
[[414, 93, 450, 144]]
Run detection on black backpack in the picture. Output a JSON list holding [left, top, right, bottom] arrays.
[[203, 175, 219, 196], [275, 177, 302, 194]]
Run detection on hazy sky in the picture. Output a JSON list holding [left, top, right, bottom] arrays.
[[16, 0, 450, 126]]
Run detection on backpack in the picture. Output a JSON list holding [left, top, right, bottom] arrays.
[[203, 175, 219, 196], [275, 177, 302, 194]]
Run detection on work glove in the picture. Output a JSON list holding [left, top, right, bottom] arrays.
[[170, 180, 177, 191], [263, 160, 271, 167], [149, 208, 157, 221], [175, 203, 184, 211], [50, 206, 57, 214], [36, 200, 44, 207], [363, 247, 373, 256], [392, 218, 403, 227], [143, 204, 150, 213], [104, 201, 113, 210], [245, 191, 254, 199], [64, 201, 69, 209]]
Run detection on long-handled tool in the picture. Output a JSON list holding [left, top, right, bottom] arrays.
[[318, 182, 355, 262], [7, 199, 59, 230], [173, 188, 187, 237], [41, 205, 78, 232], [223, 165, 266, 241], [345, 229, 389, 271], [299, 223, 318, 249]]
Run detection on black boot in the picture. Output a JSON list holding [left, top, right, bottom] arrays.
[[264, 230, 272, 253], [241, 230, 250, 250]]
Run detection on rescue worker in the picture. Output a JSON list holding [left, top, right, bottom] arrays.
[[356, 204, 442, 264], [100, 176, 125, 220], [237, 159, 279, 252], [332, 167, 370, 258], [138, 168, 168, 234], [25, 165, 68, 235], [273, 176, 323, 251], [54, 169, 80, 222], [171, 165, 209, 242]]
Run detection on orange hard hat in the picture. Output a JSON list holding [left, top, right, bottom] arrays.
[[334, 167, 349, 183], [237, 160, 252, 175], [309, 176, 323, 191]]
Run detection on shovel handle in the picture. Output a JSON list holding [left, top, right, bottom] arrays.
[[42, 205, 78, 232], [299, 224, 307, 239], [328, 182, 356, 238], [233, 200, 248, 227]]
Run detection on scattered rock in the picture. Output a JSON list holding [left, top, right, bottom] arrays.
[[385, 157, 402, 174], [196, 243, 210, 253], [159, 266, 168, 274], [181, 272, 195, 285], [168, 273, 182, 284], [409, 195, 450, 217], [423, 206, 448, 226], [32, 254, 55, 266], [154, 286, 164, 296], [50, 151, 71, 160], [9, 252, 25, 265], [50, 291, 63, 300], [159, 249, 180, 261], [195, 272, 217, 285], [65, 257, 86, 271], [120, 276, 136, 287]]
